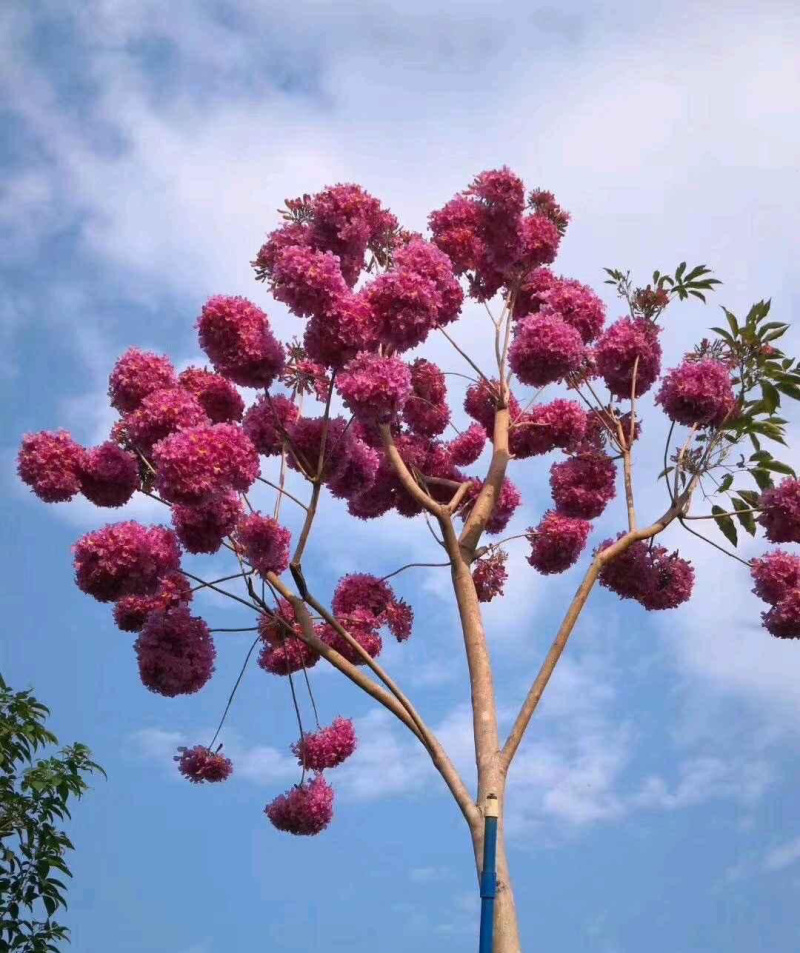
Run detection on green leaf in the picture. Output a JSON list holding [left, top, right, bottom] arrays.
[[761, 381, 780, 413], [710, 326, 736, 345], [712, 506, 738, 546], [752, 468, 774, 490], [762, 327, 788, 343], [676, 261, 687, 280], [761, 459, 796, 476], [775, 382, 800, 401], [731, 498, 757, 536], [718, 474, 734, 493], [724, 309, 739, 335]]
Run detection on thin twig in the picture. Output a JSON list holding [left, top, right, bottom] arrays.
[[182, 570, 263, 614], [380, 561, 451, 582], [678, 517, 753, 567], [258, 476, 308, 512], [207, 636, 260, 750], [439, 327, 490, 383]]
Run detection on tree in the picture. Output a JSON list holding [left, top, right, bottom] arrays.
[[0, 674, 103, 952], [16, 169, 800, 951]]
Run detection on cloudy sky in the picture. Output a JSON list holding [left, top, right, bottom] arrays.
[[2, 1, 800, 951]]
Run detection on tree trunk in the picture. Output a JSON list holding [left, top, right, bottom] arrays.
[[493, 834, 522, 953]]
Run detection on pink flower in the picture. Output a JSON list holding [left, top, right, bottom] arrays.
[[468, 167, 526, 218], [509, 313, 586, 387], [528, 277, 606, 343], [598, 537, 694, 610], [464, 379, 521, 436], [594, 318, 662, 398], [311, 183, 397, 286], [73, 521, 181, 602], [292, 717, 357, 771], [270, 245, 350, 318], [320, 608, 383, 664], [125, 387, 210, 453], [402, 359, 450, 437], [393, 238, 463, 323], [656, 359, 735, 427], [459, 478, 521, 535], [429, 194, 486, 274], [152, 423, 259, 505], [758, 480, 800, 543], [449, 424, 487, 466], [303, 293, 379, 367], [750, 549, 800, 605], [265, 775, 334, 836], [472, 550, 508, 602], [512, 267, 558, 319], [178, 367, 245, 423], [242, 394, 299, 456], [638, 548, 694, 610], [78, 442, 140, 508], [333, 573, 394, 619], [364, 269, 441, 352], [18, 430, 86, 503], [108, 348, 177, 413], [197, 295, 285, 388], [510, 400, 587, 459], [550, 454, 616, 519], [516, 213, 561, 271], [337, 353, 412, 422], [327, 435, 380, 501], [259, 637, 320, 675], [347, 480, 396, 520], [528, 189, 571, 234], [135, 606, 215, 696], [527, 512, 591, 574], [384, 599, 414, 642], [235, 513, 292, 576], [253, 220, 313, 282], [285, 416, 349, 479], [171, 492, 243, 554], [763, 590, 800, 639], [175, 745, 233, 783], [113, 570, 192, 632]]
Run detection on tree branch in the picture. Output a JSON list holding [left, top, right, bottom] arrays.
[[379, 425, 444, 516], [500, 492, 693, 769], [459, 406, 511, 554]]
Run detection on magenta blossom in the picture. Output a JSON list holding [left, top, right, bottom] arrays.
[[135, 606, 215, 697], [292, 717, 357, 771], [594, 318, 662, 398], [750, 550, 800, 605], [337, 353, 412, 422], [757, 479, 800, 544], [527, 512, 591, 574], [109, 348, 177, 413], [265, 775, 334, 836], [509, 313, 586, 387], [171, 492, 243, 554], [178, 367, 245, 423], [175, 745, 233, 783], [18, 430, 86, 503], [472, 551, 508, 602], [235, 513, 292, 577], [550, 454, 617, 519], [656, 358, 736, 427]]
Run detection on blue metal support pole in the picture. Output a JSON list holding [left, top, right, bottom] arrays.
[[478, 793, 499, 953]]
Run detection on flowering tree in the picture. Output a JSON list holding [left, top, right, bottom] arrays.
[[17, 169, 800, 952]]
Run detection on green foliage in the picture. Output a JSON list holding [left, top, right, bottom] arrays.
[[0, 674, 104, 952]]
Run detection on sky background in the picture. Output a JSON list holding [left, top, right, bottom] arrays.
[[2, 1, 800, 951]]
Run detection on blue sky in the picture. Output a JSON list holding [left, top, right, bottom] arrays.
[[2, 1, 800, 951]]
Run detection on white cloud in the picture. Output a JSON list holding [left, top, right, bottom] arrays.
[[763, 836, 800, 873]]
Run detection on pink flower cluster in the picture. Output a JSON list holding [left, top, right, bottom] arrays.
[[751, 550, 800, 639], [336, 353, 412, 422], [175, 745, 233, 783], [527, 512, 591, 574], [449, 424, 487, 465], [125, 387, 210, 453], [550, 453, 617, 519], [472, 550, 508, 602], [656, 359, 735, 427], [73, 521, 181, 602], [109, 348, 177, 412], [292, 717, 357, 771], [757, 479, 800, 544], [514, 270, 605, 343], [135, 606, 216, 696], [598, 538, 695, 610], [509, 313, 586, 387], [177, 367, 245, 423], [402, 359, 450, 437], [429, 167, 564, 302], [153, 423, 259, 505], [265, 774, 334, 836], [594, 318, 662, 398], [459, 479, 521, 535], [197, 295, 285, 388], [18, 430, 87, 503], [78, 442, 140, 508], [114, 570, 192, 632], [258, 601, 320, 676], [171, 492, 243, 554], [242, 394, 299, 456], [510, 400, 587, 459], [235, 513, 292, 577], [332, 573, 413, 642]]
